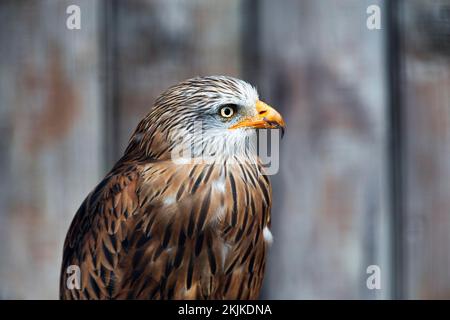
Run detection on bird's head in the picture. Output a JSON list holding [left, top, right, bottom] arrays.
[[128, 76, 285, 162]]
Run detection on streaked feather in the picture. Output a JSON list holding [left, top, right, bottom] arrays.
[[60, 76, 274, 300]]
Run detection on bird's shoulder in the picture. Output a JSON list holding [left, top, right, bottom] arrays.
[[63, 158, 142, 243]]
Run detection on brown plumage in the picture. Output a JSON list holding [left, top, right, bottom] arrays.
[[60, 76, 285, 299]]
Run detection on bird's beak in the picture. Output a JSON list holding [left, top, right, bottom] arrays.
[[229, 100, 286, 137]]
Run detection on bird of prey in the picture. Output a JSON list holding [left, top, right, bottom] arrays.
[[60, 76, 285, 300]]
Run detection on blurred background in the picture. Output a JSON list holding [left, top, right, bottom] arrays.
[[1, 0, 450, 299]]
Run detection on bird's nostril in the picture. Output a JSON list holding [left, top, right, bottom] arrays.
[[259, 110, 267, 115]]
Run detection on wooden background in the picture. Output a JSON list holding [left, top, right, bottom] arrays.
[[0, 0, 449, 299]]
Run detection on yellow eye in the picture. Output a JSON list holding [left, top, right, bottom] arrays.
[[220, 105, 235, 118]]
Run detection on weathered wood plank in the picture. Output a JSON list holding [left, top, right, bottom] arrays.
[[400, 0, 450, 299], [256, 0, 390, 299], [0, 0, 103, 298], [111, 0, 244, 158]]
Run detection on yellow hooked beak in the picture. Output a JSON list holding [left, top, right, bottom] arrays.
[[229, 100, 286, 136]]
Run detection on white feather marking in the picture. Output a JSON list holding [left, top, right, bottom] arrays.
[[263, 227, 273, 245], [163, 196, 176, 206], [214, 205, 226, 222], [221, 242, 231, 268], [212, 177, 226, 193]]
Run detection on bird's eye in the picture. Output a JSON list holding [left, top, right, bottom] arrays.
[[219, 105, 236, 118]]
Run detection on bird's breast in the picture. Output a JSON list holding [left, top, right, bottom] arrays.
[[139, 159, 272, 264]]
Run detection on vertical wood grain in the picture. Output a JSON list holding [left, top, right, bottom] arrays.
[[257, 0, 390, 299], [0, 0, 103, 298], [386, 0, 405, 299], [110, 0, 244, 157], [400, 0, 450, 299]]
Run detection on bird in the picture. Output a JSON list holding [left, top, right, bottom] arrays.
[[59, 75, 285, 300]]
